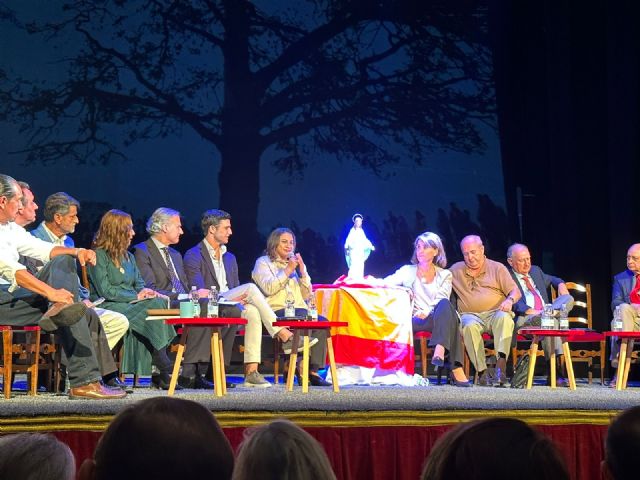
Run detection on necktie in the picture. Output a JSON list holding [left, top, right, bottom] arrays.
[[630, 274, 640, 304], [162, 247, 186, 294], [522, 275, 543, 310]]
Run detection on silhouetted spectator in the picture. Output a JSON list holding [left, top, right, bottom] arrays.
[[421, 417, 569, 480], [602, 405, 640, 480], [233, 419, 336, 480], [78, 397, 234, 480], [0, 433, 75, 480]]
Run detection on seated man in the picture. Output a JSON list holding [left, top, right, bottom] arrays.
[[28, 191, 130, 390], [609, 243, 640, 374], [507, 243, 574, 386], [450, 235, 520, 386], [0, 173, 124, 399], [184, 209, 316, 388], [133, 207, 241, 389]]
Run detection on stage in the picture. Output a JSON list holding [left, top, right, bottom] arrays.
[[0, 375, 635, 480]]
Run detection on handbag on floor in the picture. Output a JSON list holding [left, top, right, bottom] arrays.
[[510, 353, 530, 388]]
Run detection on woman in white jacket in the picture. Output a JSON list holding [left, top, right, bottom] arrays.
[[385, 232, 470, 387]]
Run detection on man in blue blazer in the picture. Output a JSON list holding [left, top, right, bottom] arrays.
[[609, 243, 640, 368], [507, 243, 574, 384], [183, 209, 316, 388], [133, 207, 242, 390]]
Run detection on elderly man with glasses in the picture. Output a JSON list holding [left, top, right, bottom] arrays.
[[450, 235, 521, 386]]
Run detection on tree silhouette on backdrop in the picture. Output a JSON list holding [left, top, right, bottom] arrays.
[[1, 0, 496, 248]]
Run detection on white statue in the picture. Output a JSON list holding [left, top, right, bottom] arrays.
[[344, 213, 375, 279]]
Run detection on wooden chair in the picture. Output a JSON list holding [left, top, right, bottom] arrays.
[[0, 325, 41, 398], [415, 331, 432, 378], [554, 283, 606, 385]]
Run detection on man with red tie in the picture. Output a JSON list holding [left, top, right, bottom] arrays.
[[609, 244, 640, 371], [507, 243, 574, 385]]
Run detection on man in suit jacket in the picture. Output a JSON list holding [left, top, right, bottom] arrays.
[[184, 209, 316, 388], [507, 243, 574, 384], [25, 189, 128, 391], [134, 207, 240, 390], [609, 243, 640, 368]]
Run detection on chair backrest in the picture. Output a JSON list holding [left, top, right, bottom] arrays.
[[80, 264, 90, 290], [552, 282, 592, 329]]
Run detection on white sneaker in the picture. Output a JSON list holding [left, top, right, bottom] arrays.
[[282, 336, 319, 354], [243, 371, 272, 388]]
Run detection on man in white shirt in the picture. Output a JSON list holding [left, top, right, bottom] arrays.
[[0, 174, 124, 399]]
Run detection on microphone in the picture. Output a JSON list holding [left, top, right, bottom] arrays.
[[287, 252, 297, 261]]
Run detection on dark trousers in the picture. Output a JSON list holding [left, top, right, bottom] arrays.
[[413, 299, 463, 366], [274, 308, 328, 370], [181, 304, 242, 376], [0, 256, 101, 387]]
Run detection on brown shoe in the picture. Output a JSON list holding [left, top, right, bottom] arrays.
[[69, 381, 127, 400], [40, 302, 87, 332]]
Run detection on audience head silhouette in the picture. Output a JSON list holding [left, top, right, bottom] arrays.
[[79, 397, 234, 480], [232, 419, 336, 480], [0, 432, 75, 480], [421, 417, 569, 480], [603, 405, 640, 480]]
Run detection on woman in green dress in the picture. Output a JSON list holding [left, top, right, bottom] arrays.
[[87, 209, 177, 388]]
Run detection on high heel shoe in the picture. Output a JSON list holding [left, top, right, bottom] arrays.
[[432, 356, 445, 368], [449, 371, 472, 388]]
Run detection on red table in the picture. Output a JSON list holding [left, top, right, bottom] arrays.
[[604, 331, 640, 390], [518, 328, 594, 390], [273, 321, 348, 393], [165, 317, 248, 397]]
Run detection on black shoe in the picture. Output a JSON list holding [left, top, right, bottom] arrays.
[[309, 372, 332, 387], [495, 358, 507, 387], [432, 356, 445, 368], [194, 374, 214, 390], [105, 377, 133, 393], [478, 370, 494, 387], [449, 371, 472, 388], [152, 373, 182, 390], [40, 303, 87, 332]]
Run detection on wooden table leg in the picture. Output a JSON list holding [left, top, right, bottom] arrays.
[[218, 332, 227, 395], [168, 329, 188, 396], [622, 339, 634, 390], [616, 339, 628, 391], [302, 330, 310, 394], [326, 336, 339, 393], [549, 350, 556, 390], [211, 330, 223, 397], [286, 331, 300, 391], [2, 329, 12, 399], [561, 341, 577, 390], [526, 336, 539, 389]]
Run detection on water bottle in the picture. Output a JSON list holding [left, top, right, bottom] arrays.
[[307, 294, 318, 321], [190, 286, 201, 318], [284, 288, 295, 318], [540, 304, 555, 329], [612, 305, 623, 332], [207, 286, 219, 318], [558, 304, 569, 329]]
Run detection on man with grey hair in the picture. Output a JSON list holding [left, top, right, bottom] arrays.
[[14, 181, 39, 228], [506, 243, 574, 386], [184, 209, 317, 388], [0, 173, 124, 399], [31, 192, 130, 355], [133, 207, 240, 389], [450, 235, 521, 386], [0, 433, 75, 480]]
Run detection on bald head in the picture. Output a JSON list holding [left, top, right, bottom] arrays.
[[627, 244, 640, 275], [460, 235, 485, 271]]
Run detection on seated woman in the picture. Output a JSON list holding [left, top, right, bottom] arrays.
[[87, 210, 178, 389], [384, 232, 470, 387], [252, 228, 330, 387]]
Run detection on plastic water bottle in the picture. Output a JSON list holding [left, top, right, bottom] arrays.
[[612, 305, 623, 332], [207, 286, 219, 318], [540, 304, 555, 329], [307, 294, 318, 321], [558, 304, 569, 329], [190, 286, 201, 318], [284, 288, 295, 318]]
